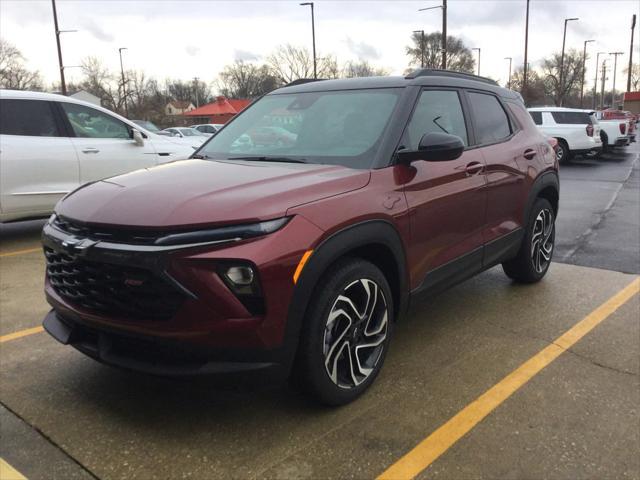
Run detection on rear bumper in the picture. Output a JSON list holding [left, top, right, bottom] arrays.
[[614, 137, 630, 147], [43, 309, 286, 376]]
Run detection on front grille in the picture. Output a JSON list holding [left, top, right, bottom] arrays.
[[45, 247, 185, 320], [53, 216, 159, 245]]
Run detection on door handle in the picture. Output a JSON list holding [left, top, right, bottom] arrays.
[[523, 149, 537, 160], [82, 148, 100, 154], [464, 161, 484, 175]]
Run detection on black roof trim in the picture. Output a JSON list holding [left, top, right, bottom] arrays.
[[284, 78, 327, 87], [406, 68, 498, 86]]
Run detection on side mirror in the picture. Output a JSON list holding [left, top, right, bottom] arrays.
[[397, 132, 465, 163], [132, 129, 144, 146]]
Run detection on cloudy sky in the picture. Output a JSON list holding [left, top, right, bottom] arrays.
[[1, 0, 638, 92]]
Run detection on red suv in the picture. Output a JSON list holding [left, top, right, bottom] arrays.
[[42, 70, 559, 405]]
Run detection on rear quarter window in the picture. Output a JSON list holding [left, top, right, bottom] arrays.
[[551, 111, 592, 124]]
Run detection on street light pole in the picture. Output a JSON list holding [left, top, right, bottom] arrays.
[[51, 0, 76, 95], [580, 39, 594, 107], [628, 15, 636, 92], [593, 52, 606, 110], [418, 2, 446, 69], [300, 2, 317, 79], [559, 17, 579, 106], [523, 0, 530, 104], [504, 57, 512, 88], [609, 51, 624, 108], [413, 30, 426, 68], [118, 47, 129, 117], [472, 48, 481, 76], [600, 60, 607, 110]]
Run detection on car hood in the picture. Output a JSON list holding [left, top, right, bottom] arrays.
[[56, 159, 370, 228]]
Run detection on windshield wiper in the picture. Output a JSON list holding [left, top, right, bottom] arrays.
[[227, 156, 308, 164], [191, 153, 210, 159]]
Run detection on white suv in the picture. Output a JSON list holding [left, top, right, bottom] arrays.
[[0, 90, 195, 222], [528, 107, 602, 162]]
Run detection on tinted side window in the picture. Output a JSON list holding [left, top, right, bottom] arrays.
[[551, 111, 592, 124], [0, 99, 61, 137], [60, 102, 130, 139], [403, 90, 468, 149], [529, 111, 543, 125], [468, 92, 511, 144]]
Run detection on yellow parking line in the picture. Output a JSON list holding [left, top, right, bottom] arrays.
[[0, 247, 41, 258], [0, 326, 44, 343], [378, 277, 640, 480], [0, 458, 27, 480]]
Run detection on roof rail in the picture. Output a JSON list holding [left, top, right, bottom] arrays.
[[284, 78, 327, 87], [405, 68, 498, 86]]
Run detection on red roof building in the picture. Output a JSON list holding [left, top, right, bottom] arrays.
[[183, 96, 251, 124]]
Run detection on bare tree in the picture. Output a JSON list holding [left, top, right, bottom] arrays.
[[218, 61, 280, 98], [509, 67, 547, 106], [268, 44, 339, 82], [406, 32, 475, 74], [623, 64, 640, 91], [0, 38, 43, 90], [540, 49, 584, 106], [342, 60, 389, 78], [79, 56, 122, 111]]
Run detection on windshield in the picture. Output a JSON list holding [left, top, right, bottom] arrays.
[[196, 88, 401, 168]]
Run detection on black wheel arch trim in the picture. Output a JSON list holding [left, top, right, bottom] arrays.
[[282, 219, 409, 371], [524, 170, 560, 225]]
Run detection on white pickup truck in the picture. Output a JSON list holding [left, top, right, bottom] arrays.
[[594, 111, 631, 151], [528, 107, 602, 162]]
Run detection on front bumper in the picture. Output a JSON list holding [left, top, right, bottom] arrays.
[[41, 214, 325, 375]]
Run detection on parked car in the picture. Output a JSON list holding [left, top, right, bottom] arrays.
[[192, 123, 225, 135], [42, 71, 559, 405], [131, 120, 172, 137], [528, 107, 602, 162], [0, 90, 195, 223], [596, 110, 635, 147], [163, 127, 208, 145]]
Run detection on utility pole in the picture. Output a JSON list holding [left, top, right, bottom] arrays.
[[593, 51, 606, 109], [580, 39, 594, 108], [300, 2, 317, 79], [628, 14, 636, 92], [523, 0, 530, 104], [418, 2, 446, 69], [413, 30, 426, 68], [442, 0, 447, 69], [609, 51, 624, 108], [505, 57, 513, 88], [600, 60, 607, 110], [472, 48, 481, 76], [559, 17, 579, 107], [118, 47, 128, 117], [52, 0, 66, 95], [193, 77, 200, 108]]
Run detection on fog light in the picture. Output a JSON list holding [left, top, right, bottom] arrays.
[[225, 266, 254, 286]]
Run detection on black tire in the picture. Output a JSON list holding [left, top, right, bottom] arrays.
[[555, 139, 572, 163], [293, 258, 394, 406], [502, 198, 555, 283], [600, 132, 609, 154]]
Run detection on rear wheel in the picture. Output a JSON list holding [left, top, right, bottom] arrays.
[[502, 198, 555, 283], [600, 132, 609, 154], [555, 139, 571, 163], [294, 258, 393, 405]]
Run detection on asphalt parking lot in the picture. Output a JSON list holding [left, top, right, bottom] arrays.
[[1, 143, 638, 480]]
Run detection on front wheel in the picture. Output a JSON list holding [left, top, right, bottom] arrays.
[[502, 198, 555, 283], [555, 139, 571, 163], [293, 258, 393, 405]]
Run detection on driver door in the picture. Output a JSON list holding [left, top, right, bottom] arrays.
[[401, 88, 487, 291], [58, 102, 159, 183]]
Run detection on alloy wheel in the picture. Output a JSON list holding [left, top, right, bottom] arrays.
[[323, 279, 388, 389], [556, 144, 564, 161], [531, 208, 554, 273]]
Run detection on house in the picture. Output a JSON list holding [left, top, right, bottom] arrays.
[[69, 90, 101, 106], [182, 96, 251, 125], [165, 100, 196, 116]]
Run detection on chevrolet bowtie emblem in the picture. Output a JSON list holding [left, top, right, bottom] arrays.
[[61, 237, 99, 253]]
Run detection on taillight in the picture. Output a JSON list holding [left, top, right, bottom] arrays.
[[620, 123, 626, 135], [586, 124, 594, 137]]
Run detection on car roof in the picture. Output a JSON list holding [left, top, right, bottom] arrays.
[[271, 71, 521, 102], [528, 106, 595, 113]]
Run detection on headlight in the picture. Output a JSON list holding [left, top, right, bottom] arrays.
[[154, 217, 290, 246]]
